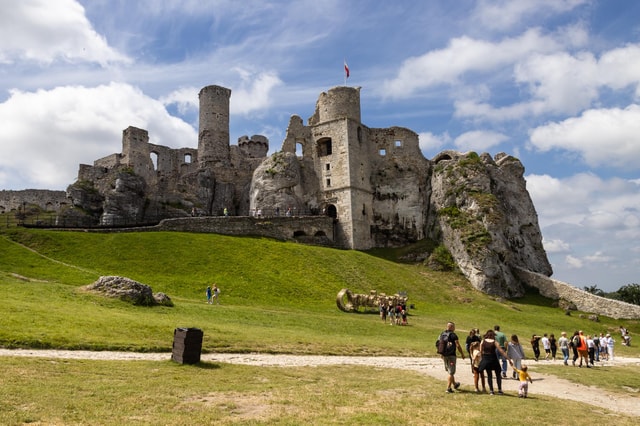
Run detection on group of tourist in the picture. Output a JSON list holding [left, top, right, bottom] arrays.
[[379, 301, 408, 326], [439, 322, 630, 397]]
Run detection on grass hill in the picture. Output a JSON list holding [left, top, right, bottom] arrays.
[[2, 226, 640, 425], [1, 226, 637, 357]]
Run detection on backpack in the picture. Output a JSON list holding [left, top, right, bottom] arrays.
[[436, 331, 455, 356], [572, 335, 580, 348]]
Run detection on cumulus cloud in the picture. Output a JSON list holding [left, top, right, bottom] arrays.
[[0, 0, 129, 65], [454, 130, 508, 152], [418, 131, 451, 154], [0, 83, 196, 190], [383, 28, 561, 97], [230, 71, 283, 115], [543, 238, 571, 253], [160, 71, 282, 118], [528, 105, 640, 170], [455, 43, 640, 122], [565, 255, 583, 269], [528, 172, 640, 289]]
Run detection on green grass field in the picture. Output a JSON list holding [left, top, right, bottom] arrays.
[[1, 226, 638, 424]]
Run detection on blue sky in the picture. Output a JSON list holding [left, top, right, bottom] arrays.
[[0, 0, 638, 292]]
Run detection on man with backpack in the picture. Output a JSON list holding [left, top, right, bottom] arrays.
[[437, 322, 466, 393]]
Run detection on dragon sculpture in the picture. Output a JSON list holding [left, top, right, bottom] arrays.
[[336, 288, 408, 313]]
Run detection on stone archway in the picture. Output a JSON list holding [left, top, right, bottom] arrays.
[[326, 204, 337, 219]]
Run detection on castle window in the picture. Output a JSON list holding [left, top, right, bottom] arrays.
[[326, 178, 331, 187], [317, 137, 332, 157], [357, 127, 362, 143], [184, 153, 192, 164], [150, 152, 158, 170], [326, 163, 330, 171], [379, 148, 386, 156], [296, 142, 303, 157], [395, 140, 402, 147]]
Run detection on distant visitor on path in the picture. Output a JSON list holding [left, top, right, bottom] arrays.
[[206, 286, 212, 304]]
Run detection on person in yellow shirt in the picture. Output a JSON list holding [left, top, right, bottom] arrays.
[[514, 364, 533, 398]]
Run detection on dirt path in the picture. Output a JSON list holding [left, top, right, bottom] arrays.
[[1, 349, 638, 416]]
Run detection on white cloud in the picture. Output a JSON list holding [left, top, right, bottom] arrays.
[[0, 83, 196, 190], [230, 71, 283, 115], [529, 105, 640, 170], [528, 173, 640, 289], [472, 0, 589, 31], [455, 42, 640, 122], [454, 130, 508, 152], [514, 51, 599, 115], [418, 131, 451, 154], [0, 0, 129, 65], [565, 254, 583, 269], [383, 28, 561, 97], [543, 238, 571, 253]]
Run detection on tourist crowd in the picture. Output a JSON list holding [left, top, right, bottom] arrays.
[[437, 322, 631, 397]]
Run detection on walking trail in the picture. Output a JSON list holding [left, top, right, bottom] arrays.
[[1, 349, 638, 416]]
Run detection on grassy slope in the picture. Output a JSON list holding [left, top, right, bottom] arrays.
[[1, 227, 638, 357], [2, 227, 639, 425]]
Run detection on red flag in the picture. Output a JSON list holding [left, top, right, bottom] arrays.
[[344, 61, 350, 78]]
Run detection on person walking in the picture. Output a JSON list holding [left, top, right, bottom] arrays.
[[506, 335, 526, 379], [513, 365, 533, 398], [494, 325, 508, 378], [606, 333, 615, 361], [549, 333, 557, 361], [530, 334, 541, 361], [576, 330, 590, 368], [477, 329, 512, 395], [212, 284, 220, 305], [438, 322, 466, 393], [205, 286, 212, 304], [541, 333, 551, 360], [465, 329, 481, 358], [558, 331, 570, 365], [469, 341, 486, 393]]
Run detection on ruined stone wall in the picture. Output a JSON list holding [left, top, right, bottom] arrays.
[[0, 189, 68, 213], [369, 127, 430, 246], [514, 267, 640, 319], [155, 215, 334, 244]]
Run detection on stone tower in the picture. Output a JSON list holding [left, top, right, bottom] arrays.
[[198, 85, 231, 168], [309, 86, 374, 249]]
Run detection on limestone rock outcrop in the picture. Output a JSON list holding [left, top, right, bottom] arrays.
[[430, 151, 551, 297], [85, 276, 173, 307]]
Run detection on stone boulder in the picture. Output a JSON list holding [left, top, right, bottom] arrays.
[[85, 276, 173, 307]]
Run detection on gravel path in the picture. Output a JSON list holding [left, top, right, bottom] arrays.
[[1, 349, 638, 416]]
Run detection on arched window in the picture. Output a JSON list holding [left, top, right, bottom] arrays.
[[150, 152, 159, 170], [184, 153, 192, 164], [327, 204, 337, 219]]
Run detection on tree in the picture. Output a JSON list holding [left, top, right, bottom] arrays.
[[583, 285, 605, 297], [610, 283, 640, 306]]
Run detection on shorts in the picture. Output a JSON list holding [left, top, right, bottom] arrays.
[[443, 355, 457, 375]]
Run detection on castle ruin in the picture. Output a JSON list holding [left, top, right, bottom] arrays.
[[3, 84, 557, 299]]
